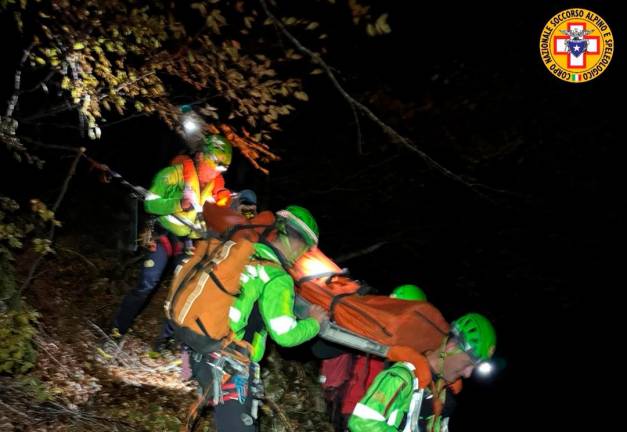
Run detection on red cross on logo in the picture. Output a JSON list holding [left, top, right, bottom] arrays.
[[553, 22, 600, 69]]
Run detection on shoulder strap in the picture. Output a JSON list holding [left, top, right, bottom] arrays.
[[378, 365, 414, 419], [389, 363, 416, 386], [222, 223, 275, 242], [249, 257, 282, 269], [167, 245, 216, 317]]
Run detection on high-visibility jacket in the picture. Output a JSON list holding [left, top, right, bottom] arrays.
[[341, 355, 385, 415], [144, 158, 230, 238], [349, 362, 451, 432], [228, 243, 320, 362]]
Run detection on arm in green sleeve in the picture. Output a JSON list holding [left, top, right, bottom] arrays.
[[348, 367, 413, 432], [144, 166, 184, 215], [229, 277, 263, 334], [259, 272, 320, 347]]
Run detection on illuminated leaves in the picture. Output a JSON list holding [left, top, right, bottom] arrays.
[[0, 309, 39, 374], [0, 197, 29, 250], [349, 0, 391, 36], [206, 9, 227, 34], [3, 0, 390, 171], [30, 199, 60, 227], [294, 91, 309, 101], [32, 238, 54, 255], [367, 14, 391, 36]]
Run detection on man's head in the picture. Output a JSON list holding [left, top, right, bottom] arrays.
[[270, 205, 319, 268], [204, 134, 232, 170], [234, 189, 257, 219], [195, 135, 232, 183], [390, 284, 427, 301], [431, 313, 496, 383]]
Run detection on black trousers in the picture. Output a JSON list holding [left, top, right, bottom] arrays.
[[189, 351, 259, 432], [112, 235, 185, 336], [214, 393, 258, 432]]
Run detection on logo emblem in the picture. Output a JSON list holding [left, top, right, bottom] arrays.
[[539, 9, 613, 83]]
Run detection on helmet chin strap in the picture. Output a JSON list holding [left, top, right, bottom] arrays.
[[435, 335, 450, 380], [435, 335, 465, 384], [427, 337, 452, 432]]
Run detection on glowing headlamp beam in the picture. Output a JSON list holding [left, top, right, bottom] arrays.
[[476, 362, 494, 376], [183, 118, 199, 133]]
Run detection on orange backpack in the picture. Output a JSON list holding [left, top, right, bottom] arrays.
[[165, 204, 276, 354], [165, 237, 254, 354]]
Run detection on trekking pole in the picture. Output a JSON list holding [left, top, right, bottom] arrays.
[[82, 154, 212, 239], [129, 194, 138, 252]]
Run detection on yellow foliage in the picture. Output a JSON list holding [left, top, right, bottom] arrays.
[[294, 91, 309, 101], [4, 0, 376, 170], [0, 308, 39, 374]]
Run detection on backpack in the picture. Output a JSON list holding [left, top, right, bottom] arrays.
[[320, 353, 354, 429], [320, 352, 354, 391], [165, 237, 254, 354], [340, 354, 385, 415], [165, 204, 276, 355]]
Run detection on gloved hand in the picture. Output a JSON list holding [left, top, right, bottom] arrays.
[[308, 304, 329, 324], [214, 189, 232, 207], [180, 185, 196, 211], [139, 223, 157, 251]]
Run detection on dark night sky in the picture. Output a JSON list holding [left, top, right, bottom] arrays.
[[2, 1, 624, 430]]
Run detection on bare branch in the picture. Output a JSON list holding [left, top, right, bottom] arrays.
[[33, 336, 74, 375], [349, 99, 364, 155], [0, 399, 30, 419], [21, 136, 81, 152], [336, 241, 388, 263], [20, 147, 84, 293], [259, 0, 500, 199], [56, 246, 98, 271], [264, 397, 295, 432], [21, 70, 57, 94], [5, 43, 34, 118]]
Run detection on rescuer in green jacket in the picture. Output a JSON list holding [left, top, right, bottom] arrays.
[[189, 205, 327, 432], [348, 313, 496, 432], [110, 135, 233, 348]]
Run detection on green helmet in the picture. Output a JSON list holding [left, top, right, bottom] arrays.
[[204, 134, 233, 169], [450, 313, 496, 363], [276, 205, 319, 247], [390, 284, 427, 301]]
